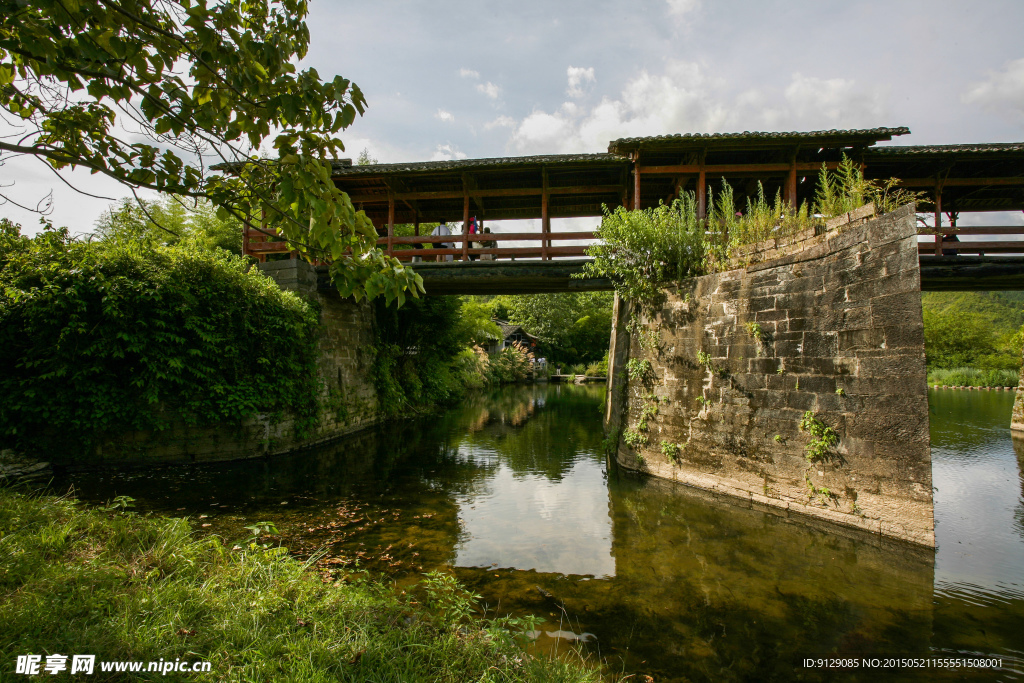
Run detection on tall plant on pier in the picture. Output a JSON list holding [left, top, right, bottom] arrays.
[[581, 192, 707, 307]]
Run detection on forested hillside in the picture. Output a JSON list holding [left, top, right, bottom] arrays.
[[921, 291, 1024, 386]]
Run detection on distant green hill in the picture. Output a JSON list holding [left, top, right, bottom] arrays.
[[921, 291, 1024, 373], [921, 291, 1024, 338]]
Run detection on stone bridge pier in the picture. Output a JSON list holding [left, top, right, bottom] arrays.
[[605, 205, 935, 546]]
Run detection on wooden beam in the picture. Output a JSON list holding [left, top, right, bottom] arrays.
[[638, 161, 841, 175], [391, 245, 592, 259], [916, 226, 1024, 235], [934, 182, 943, 256], [919, 242, 1024, 253], [633, 153, 641, 211], [785, 153, 797, 209], [378, 231, 596, 245], [342, 184, 626, 204], [462, 188, 470, 262], [895, 177, 1024, 188], [697, 152, 706, 220], [387, 193, 395, 257]]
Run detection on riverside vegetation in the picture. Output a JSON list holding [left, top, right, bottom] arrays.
[[922, 291, 1024, 387], [0, 206, 612, 456], [0, 208, 605, 680], [0, 487, 597, 682]]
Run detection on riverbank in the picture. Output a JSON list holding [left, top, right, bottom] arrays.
[[0, 487, 597, 682], [926, 366, 1019, 389]]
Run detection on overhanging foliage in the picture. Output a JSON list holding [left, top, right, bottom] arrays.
[[0, 0, 421, 304]]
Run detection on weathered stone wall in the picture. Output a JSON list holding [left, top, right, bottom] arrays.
[[1011, 344, 1024, 430], [606, 204, 934, 546], [86, 259, 379, 464]]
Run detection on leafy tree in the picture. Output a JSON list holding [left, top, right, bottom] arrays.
[[95, 196, 243, 254], [0, 0, 420, 304], [922, 292, 1024, 370], [923, 309, 999, 369], [453, 298, 502, 349], [492, 292, 613, 365]]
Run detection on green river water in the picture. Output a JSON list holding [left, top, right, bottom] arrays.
[[55, 384, 1024, 681]]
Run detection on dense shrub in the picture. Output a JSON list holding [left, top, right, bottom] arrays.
[[485, 344, 532, 385], [0, 223, 322, 459], [585, 355, 609, 377], [372, 296, 481, 414]]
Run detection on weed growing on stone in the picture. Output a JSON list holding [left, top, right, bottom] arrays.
[[626, 358, 653, 382], [804, 472, 838, 506], [799, 411, 839, 463], [660, 440, 685, 462], [623, 428, 648, 450], [696, 351, 716, 374]]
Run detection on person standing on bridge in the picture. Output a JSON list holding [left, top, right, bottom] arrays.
[[431, 222, 454, 262]]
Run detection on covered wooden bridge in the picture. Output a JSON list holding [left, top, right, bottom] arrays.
[[242, 127, 1024, 294]]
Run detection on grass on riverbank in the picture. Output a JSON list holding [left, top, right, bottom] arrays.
[[926, 367, 1019, 388], [0, 487, 599, 682]]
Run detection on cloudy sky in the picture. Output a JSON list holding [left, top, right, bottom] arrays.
[[3, 0, 1024, 232]]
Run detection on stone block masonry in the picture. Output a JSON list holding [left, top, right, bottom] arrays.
[[605, 204, 934, 546]]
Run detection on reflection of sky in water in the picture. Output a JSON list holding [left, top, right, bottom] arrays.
[[930, 391, 1024, 602], [454, 445, 614, 577]]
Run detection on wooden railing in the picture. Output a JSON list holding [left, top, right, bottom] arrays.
[[243, 228, 597, 262], [247, 225, 1024, 263], [917, 226, 1024, 256]]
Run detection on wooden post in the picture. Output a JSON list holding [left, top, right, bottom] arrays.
[[387, 194, 395, 257], [933, 183, 943, 256], [785, 155, 798, 209], [542, 167, 550, 260], [633, 153, 641, 211], [462, 192, 470, 262], [697, 165, 707, 220]]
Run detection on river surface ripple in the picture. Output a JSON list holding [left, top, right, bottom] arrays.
[[58, 385, 1024, 681]]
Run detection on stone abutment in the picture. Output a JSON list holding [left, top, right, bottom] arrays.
[[605, 204, 934, 546]]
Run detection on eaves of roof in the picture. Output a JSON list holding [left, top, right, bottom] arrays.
[[607, 127, 911, 155], [330, 153, 628, 175]]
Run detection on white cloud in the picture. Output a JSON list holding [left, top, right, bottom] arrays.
[[435, 109, 455, 122], [506, 61, 891, 155], [459, 68, 480, 79], [963, 57, 1024, 124], [484, 115, 516, 130], [476, 81, 500, 99], [783, 74, 889, 128], [566, 66, 595, 98], [666, 0, 700, 18], [430, 144, 467, 161]]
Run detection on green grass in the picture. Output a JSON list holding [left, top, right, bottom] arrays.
[[926, 367, 1019, 388], [0, 488, 599, 682]]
